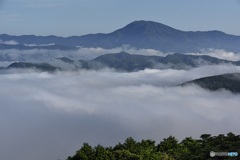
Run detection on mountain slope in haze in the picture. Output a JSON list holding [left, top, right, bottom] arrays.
[[91, 52, 162, 71], [1, 20, 240, 52], [6, 52, 239, 72], [7, 62, 60, 72], [89, 52, 239, 71], [182, 73, 240, 93]]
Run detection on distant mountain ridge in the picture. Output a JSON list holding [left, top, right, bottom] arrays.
[[7, 62, 60, 72], [1, 20, 240, 52], [89, 52, 240, 71], [5, 52, 240, 72]]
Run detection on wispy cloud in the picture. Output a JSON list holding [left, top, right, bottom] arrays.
[[0, 47, 166, 63], [0, 47, 239, 66], [186, 49, 240, 61], [0, 39, 19, 45]]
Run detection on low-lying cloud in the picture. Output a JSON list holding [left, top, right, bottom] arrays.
[[0, 39, 19, 45], [1, 48, 240, 68], [23, 43, 55, 47], [0, 47, 166, 65], [0, 65, 240, 160], [186, 49, 240, 61]]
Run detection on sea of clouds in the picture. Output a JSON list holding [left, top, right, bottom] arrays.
[[0, 63, 240, 160]]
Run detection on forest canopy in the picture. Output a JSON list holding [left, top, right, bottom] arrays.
[[67, 133, 240, 160]]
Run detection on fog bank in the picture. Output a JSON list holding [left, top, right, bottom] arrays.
[[0, 66, 240, 160]]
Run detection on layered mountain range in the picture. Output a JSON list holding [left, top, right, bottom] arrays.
[[1, 20, 240, 52], [5, 52, 240, 72], [1, 20, 240, 93]]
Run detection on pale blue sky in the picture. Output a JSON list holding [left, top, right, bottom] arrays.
[[0, 0, 240, 36]]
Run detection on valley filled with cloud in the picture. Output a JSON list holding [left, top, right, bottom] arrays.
[[0, 62, 240, 160]]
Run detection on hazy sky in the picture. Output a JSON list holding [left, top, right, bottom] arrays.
[[0, 0, 240, 36]]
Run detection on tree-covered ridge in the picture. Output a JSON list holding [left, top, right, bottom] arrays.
[[90, 52, 239, 71], [7, 62, 60, 72], [67, 133, 240, 160], [182, 73, 240, 93]]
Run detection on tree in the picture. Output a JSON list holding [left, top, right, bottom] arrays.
[[94, 145, 113, 160], [113, 150, 140, 160], [157, 136, 179, 157], [68, 143, 94, 160]]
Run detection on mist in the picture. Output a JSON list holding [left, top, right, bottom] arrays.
[[0, 65, 240, 160], [1, 48, 240, 70], [0, 39, 19, 45], [0, 46, 166, 65], [186, 49, 240, 61]]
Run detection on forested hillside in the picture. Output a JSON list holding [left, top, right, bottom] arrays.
[[67, 133, 240, 160]]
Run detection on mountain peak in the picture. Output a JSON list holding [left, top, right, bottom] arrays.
[[127, 20, 171, 28], [111, 20, 182, 38]]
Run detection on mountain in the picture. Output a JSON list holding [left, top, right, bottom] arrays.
[[1, 20, 240, 52], [56, 57, 74, 63], [162, 53, 232, 66], [182, 73, 240, 93], [5, 52, 240, 72], [59, 52, 240, 71], [7, 62, 60, 72], [91, 52, 162, 71], [90, 52, 239, 71]]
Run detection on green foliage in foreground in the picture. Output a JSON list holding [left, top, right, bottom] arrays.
[[67, 133, 240, 160]]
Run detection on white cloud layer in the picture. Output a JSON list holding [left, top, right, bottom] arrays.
[[0, 65, 240, 160], [23, 43, 55, 47], [0, 39, 19, 45], [1, 48, 240, 67], [187, 49, 240, 61], [0, 47, 166, 65]]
